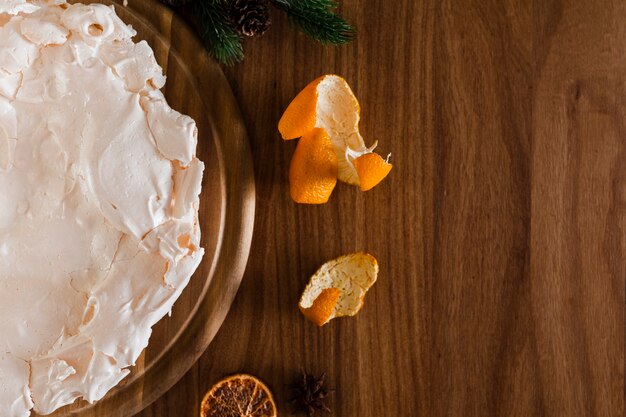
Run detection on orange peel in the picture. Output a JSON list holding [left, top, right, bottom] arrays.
[[300, 288, 342, 326], [353, 153, 393, 191], [279, 75, 392, 201], [278, 76, 322, 140], [289, 128, 337, 204], [299, 253, 378, 326]]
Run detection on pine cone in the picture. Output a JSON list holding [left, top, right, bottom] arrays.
[[229, 0, 271, 37], [159, 0, 193, 6]]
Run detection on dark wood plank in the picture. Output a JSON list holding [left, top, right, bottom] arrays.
[[430, 0, 537, 416], [531, 1, 626, 415], [136, 0, 625, 416]]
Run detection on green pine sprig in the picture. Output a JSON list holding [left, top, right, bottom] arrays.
[[192, 0, 243, 65], [271, 0, 355, 45], [189, 0, 354, 65]]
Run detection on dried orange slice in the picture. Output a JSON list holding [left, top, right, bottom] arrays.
[[289, 128, 337, 204], [200, 374, 277, 417], [279, 75, 392, 200], [299, 253, 378, 326]]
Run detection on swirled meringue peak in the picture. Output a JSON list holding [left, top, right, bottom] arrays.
[[0, 1, 205, 416]]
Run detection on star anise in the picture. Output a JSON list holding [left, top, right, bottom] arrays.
[[288, 370, 334, 417]]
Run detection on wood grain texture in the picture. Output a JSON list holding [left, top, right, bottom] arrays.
[[136, 0, 625, 416]]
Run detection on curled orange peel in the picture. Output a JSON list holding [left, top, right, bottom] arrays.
[[279, 75, 392, 202], [299, 253, 378, 326]]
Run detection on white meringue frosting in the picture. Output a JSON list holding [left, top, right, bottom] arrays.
[[0, 1, 205, 416]]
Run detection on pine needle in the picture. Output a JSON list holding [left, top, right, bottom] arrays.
[[271, 0, 355, 45], [192, 0, 244, 65], [189, 0, 354, 65]]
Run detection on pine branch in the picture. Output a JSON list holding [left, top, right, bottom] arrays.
[[192, 0, 244, 65], [271, 0, 354, 45]]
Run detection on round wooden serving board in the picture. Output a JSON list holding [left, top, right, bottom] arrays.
[[42, 1, 256, 416]]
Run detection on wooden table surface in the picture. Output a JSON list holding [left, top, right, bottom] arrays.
[[139, 0, 625, 416]]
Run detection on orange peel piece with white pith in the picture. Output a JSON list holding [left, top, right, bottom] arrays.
[[289, 128, 337, 204], [299, 253, 378, 326], [279, 75, 392, 200]]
